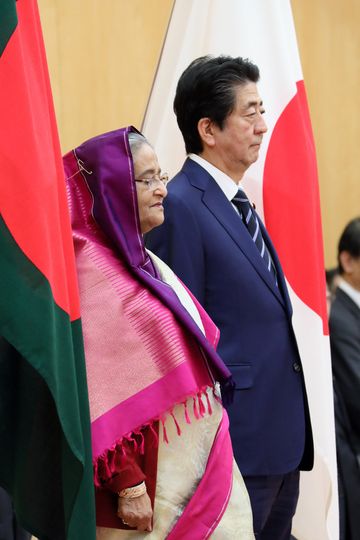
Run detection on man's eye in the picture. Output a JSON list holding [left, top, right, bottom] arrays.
[[246, 109, 265, 118]]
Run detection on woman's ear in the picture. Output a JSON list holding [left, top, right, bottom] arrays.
[[197, 118, 216, 148]]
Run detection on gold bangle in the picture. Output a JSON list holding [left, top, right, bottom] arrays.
[[118, 481, 146, 499]]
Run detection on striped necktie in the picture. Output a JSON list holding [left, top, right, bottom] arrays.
[[232, 188, 277, 285]]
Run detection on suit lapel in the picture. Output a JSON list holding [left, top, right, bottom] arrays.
[[258, 219, 293, 314], [337, 288, 360, 319], [182, 160, 286, 309]]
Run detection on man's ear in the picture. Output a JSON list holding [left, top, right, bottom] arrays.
[[197, 118, 216, 148], [339, 251, 354, 274]]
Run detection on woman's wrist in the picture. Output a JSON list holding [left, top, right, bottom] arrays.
[[118, 481, 147, 499]]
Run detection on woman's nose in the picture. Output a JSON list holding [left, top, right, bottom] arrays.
[[155, 182, 168, 197]]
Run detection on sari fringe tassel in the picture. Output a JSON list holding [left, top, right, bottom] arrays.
[[205, 390, 213, 415], [93, 385, 214, 486], [148, 421, 159, 444], [170, 410, 182, 436], [198, 392, 206, 417], [193, 396, 200, 419], [136, 430, 145, 454], [161, 417, 169, 444], [183, 400, 191, 424]]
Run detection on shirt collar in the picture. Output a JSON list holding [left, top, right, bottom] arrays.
[[188, 154, 239, 202], [338, 277, 360, 309]]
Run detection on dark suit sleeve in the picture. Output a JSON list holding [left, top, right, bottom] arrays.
[[145, 192, 206, 305], [330, 309, 360, 432]]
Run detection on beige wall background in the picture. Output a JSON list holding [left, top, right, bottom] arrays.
[[38, 0, 360, 267], [38, 0, 174, 152], [291, 0, 360, 267]]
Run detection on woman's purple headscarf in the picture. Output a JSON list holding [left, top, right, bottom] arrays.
[[65, 126, 234, 400]]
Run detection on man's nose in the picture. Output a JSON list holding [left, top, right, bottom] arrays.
[[256, 114, 268, 134]]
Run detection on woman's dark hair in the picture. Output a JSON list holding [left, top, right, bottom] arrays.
[[337, 217, 360, 274], [173, 55, 260, 154]]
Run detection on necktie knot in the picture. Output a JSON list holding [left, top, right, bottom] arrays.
[[232, 188, 249, 206], [232, 189, 253, 225]]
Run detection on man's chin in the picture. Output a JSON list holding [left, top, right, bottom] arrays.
[[248, 148, 261, 164]]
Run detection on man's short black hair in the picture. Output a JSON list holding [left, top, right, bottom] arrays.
[[173, 55, 260, 154], [337, 217, 360, 274]]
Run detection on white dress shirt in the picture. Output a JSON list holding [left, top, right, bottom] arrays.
[[188, 154, 240, 212]]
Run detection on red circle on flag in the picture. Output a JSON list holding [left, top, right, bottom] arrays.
[[263, 81, 328, 334]]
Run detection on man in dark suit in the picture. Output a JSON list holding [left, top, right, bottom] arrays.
[[146, 55, 313, 539], [329, 217, 360, 540], [0, 487, 31, 540]]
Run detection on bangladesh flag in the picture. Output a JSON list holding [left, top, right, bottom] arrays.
[[0, 1, 96, 539]]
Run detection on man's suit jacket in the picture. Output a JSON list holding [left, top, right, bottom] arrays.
[[330, 287, 360, 433], [0, 487, 31, 540], [330, 287, 360, 539], [146, 158, 313, 475]]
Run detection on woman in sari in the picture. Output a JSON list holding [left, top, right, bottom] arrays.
[[63, 126, 254, 539]]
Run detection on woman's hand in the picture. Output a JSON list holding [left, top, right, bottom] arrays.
[[117, 492, 153, 532]]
